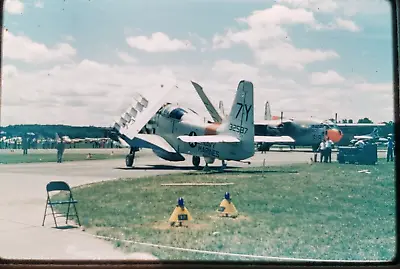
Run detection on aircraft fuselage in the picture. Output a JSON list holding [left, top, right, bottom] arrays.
[[146, 103, 254, 161]]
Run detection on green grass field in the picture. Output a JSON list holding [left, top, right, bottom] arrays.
[[54, 161, 396, 261], [0, 152, 124, 164]]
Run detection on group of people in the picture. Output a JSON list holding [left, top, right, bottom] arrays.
[[317, 137, 334, 163]]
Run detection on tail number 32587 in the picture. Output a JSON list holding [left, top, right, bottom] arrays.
[[229, 124, 248, 134]]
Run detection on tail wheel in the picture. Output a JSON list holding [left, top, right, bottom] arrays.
[[192, 156, 200, 168], [126, 153, 135, 167]]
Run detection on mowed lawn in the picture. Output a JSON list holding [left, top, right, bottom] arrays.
[[0, 152, 124, 164], [55, 161, 396, 261]]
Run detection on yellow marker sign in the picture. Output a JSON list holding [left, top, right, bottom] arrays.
[[169, 198, 193, 227], [217, 192, 238, 218]]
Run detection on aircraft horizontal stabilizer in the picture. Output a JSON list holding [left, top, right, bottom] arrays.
[[178, 135, 240, 143], [254, 136, 295, 143]]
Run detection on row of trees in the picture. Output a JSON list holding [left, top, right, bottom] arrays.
[[327, 117, 375, 124], [0, 124, 110, 139]]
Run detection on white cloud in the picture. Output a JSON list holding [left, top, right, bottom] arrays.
[[255, 42, 339, 70], [126, 32, 195, 52], [310, 70, 345, 85], [2, 65, 18, 79], [353, 82, 392, 92], [212, 5, 340, 70], [334, 18, 361, 32], [34, 1, 44, 8], [3, 30, 76, 63], [213, 5, 318, 50], [5, 0, 24, 14], [116, 51, 137, 64], [277, 0, 338, 13], [238, 4, 317, 27], [1, 58, 392, 126]]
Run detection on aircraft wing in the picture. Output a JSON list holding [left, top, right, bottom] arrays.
[[135, 134, 177, 152], [116, 85, 176, 139], [254, 136, 295, 143], [254, 119, 293, 126], [353, 135, 372, 140], [336, 123, 386, 127], [191, 81, 224, 123], [178, 135, 240, 143], [119, 133, 177, 153]]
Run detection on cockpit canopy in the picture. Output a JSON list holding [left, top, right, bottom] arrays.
[[169, 107, 187, 120], [157, 103, 188, 121]]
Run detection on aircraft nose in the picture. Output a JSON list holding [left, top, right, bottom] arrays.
[[327, 128, 343, 143]]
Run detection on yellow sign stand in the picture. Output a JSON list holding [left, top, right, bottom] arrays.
[[217, 192, 238, 218], [169, 197, 193, 227]]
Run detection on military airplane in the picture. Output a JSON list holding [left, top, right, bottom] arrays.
[[215, 99, 343, 151], [350, 127, 389, 144], [111, 80, 295, 170]]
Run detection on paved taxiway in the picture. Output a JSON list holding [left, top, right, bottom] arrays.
[[0, 148, 387, 260]]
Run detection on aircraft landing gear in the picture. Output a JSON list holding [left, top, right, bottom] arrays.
[[219, 160, 227, 172], [126, 153, 134, 167], [192, 156, 200, 169], [125, 147, 137, 168], [203, 163, 210, 171]]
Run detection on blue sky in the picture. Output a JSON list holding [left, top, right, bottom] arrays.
[[2, 0, 395, 126]]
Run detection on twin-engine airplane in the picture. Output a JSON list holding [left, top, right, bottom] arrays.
[[111, 80, 294, 170], [213, 99, 343, 151]]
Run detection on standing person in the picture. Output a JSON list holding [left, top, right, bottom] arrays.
[[56, 137, 65, 163], [318, 138, 326, 163], [325, 137, 333, 163], [22, 133, 28, 155], [387, 137, 394, 162]]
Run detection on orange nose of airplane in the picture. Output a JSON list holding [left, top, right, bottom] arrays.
[[326, 128, 343, 143]]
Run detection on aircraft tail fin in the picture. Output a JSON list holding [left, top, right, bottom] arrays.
[[372, 127, 379, 137], [264, 101, 271, 120], [222, 80, 254, 144], [219, 100, 226, 117], [55, 132, 60, 142]]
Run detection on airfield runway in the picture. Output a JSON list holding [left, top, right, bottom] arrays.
[[0, 148, 387, 260]]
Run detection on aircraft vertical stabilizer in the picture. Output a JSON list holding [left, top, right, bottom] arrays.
[[218, 100, 226, 117], [264, 101, 271, 120], [222, 80, 254, 145]]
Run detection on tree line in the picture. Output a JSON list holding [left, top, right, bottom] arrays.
[[0, 124, 110, 139]]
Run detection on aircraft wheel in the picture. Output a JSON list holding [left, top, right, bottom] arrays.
[[192, 156, 200, 168], [126, 153, 135, 167]]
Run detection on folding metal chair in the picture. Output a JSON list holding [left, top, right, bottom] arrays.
[[42, 181, 81, 227]]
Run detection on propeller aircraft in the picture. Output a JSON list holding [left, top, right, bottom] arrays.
[[110, 80, 295, 171]]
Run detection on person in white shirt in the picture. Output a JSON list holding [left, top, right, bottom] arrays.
[[325, 138, 333, 163], [318, 138, 326, 162]]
